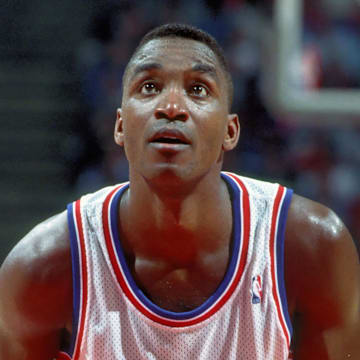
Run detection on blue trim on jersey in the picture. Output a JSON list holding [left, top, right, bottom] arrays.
[[65, 202, 81, 357], [276, 188, 293, 337], [109, 173, 241, 320]]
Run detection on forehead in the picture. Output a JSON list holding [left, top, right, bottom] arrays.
[[127, 38, 223, 78]]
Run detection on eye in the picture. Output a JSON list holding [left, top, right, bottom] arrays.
[[188, 84, 209, 98], [140, 82, 160, 95]]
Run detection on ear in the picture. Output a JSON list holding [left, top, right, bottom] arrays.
[[223, 113, 240, 151], [114, 108, 124, 146]]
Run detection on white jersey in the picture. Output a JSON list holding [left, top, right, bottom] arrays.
[[56, 172, 293, 360]]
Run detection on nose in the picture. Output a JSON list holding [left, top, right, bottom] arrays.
[[154, 87, 189, 122]]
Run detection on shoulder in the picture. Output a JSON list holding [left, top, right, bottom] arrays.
[[82, 182, 129, 204], [285, 194, 348, 257], [222, 172, 281, 201], [0, 211, 72, 338], [285, 194, 356, 271], [285, 194, 360, 326]]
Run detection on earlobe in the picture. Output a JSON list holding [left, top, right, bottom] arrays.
[[223, 114, 240, 151], [114, 108, 124, 146]]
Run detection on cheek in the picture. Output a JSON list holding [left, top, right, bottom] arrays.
[[194, 122, 225, 167], [195, 108, 227, 148], [120, 115, 142, 161], [122, 102, 149, 143]]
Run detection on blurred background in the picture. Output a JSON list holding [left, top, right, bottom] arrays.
[[1, 0, 360, 263]]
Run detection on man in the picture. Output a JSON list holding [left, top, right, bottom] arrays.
[[0, 23, 359, 360]]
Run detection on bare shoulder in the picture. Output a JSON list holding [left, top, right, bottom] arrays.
[[1, 211, 71, 272], [286, 193, 349, 247], [285, 193, 359, 308], [285, 194, 360, 358], [0, 211, 72, 356], [285, 194, 359, 272]]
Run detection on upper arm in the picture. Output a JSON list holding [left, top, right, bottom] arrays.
[[0, 211, 72, 359], [285, 194, 360, 359]]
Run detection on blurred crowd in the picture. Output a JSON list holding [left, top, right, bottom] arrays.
[[66, 0, 360, 245], [302, 0, 360, 89]]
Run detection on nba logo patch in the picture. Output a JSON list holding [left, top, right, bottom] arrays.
[[251, 275, 262, 304]]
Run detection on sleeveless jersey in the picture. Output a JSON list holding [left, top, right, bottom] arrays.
[[56, 172, 293, 360]]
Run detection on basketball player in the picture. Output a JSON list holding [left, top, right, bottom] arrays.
[[0, 24, 359, 360]]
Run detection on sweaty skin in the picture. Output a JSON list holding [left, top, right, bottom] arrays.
[[0, 38, 359, 359]]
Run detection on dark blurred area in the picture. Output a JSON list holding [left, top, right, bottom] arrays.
[[302, 0, 360, 89], [1, 0, 359, 263]]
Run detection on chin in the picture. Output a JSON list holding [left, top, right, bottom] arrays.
[[142, 163, 200, 194], [149, 164, 188, 182]]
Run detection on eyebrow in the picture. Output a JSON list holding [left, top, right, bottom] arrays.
[[128, 61, 219, 83], [190, 63, 219, 82], [129, 62, 163, 81]]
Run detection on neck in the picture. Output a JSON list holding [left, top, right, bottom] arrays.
[[119, 171, 232, 265]]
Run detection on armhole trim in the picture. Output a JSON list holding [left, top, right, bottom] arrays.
[[58, 200, 88, 360], [270, 185, 293, 349]]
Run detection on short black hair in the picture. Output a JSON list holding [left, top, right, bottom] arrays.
[[123, 23, 234, 109]]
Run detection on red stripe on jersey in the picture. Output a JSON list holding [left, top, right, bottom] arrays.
[[102, 184, 158, 322], [224, 173, 251, 296], [269, 185, 291, 349], [102, 185, 188, 326], [56, 351, 72, 360], [102, 184, 151, 321], [102, 177, 251, 327], [73, 199, 89, 360]]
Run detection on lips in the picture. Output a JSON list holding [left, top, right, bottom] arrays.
[[149, 129, 191, 145]]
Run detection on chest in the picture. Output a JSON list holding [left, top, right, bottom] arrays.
[[128, 251, 230, 312]]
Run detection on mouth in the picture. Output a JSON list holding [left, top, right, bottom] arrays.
[[151, 137, 188, 145], [148, 129, 191, 155], [149, 129, 191, 145]]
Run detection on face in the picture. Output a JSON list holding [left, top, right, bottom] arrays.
[[115, 37, 239, 187]]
